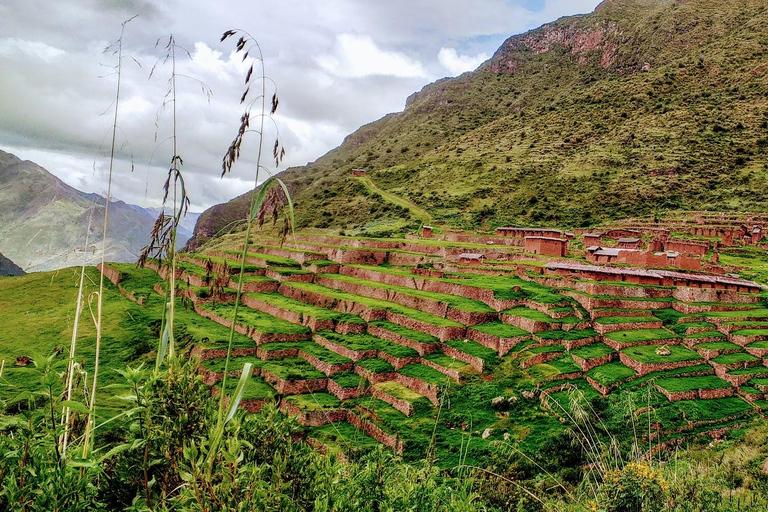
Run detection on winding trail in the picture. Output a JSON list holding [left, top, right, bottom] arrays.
[[353, 176, 432, 222]]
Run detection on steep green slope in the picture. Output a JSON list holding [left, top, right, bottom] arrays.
[[189, 0, 768, 245]]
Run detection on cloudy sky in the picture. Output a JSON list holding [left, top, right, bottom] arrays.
[[0, 0, 601, 212]]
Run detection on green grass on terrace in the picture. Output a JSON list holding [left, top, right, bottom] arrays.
[[261, 357, 326, 381], [748, 340, 768, 349], [186, 253, 264, 274], [537, 329, 597, 341], [711, 352, 761, 365], [316, 330, 419, 358], [685, 331, 726, 340], [107, 262, 163, 299], [218, 249, 301, 268], [201, 356, 264, 374], [594, 316, 660, 325], [332, 372, 365, 388], [216, 375, 275, 400], [728, 366, 768, 377], [368, 320, 440, 345], [695, 341, 740, 351], [617, 365, 715, 391], [308, 422, 380, 453], [323, 273, 494, 313], [398, 363, 450, 386], [604, 329, 678, 344], [374, 381, 426, 402], [471, 322, 529, 338], [655, 375, 731, 393], [443, 339, 498, 365], [245, 292, 366, 324], [669, 321, 717, 335], [282, 281, 463, 327], [706, 309, 768, 319], [732, 329, 768, 337], [586, 362, 636, 386], [199, 300, 311, 335], [641, 398, 753, 431], [297, 342, 352, 365], [723, 321, 768, 328], [283, 393, 341, 411], [423, 353, 472, 372], [356, 358, 395, 374], [346, 264, 565, 304], [570, 343, 615, 360], [249, 244, 327, 259], [549, 355, 581, 374], [503, 306, 580, 324], [621, 345, 702, 364]]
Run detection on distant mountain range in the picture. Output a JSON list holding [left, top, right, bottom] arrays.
[[0, 253, 24, 277], [188, 0, 768, 246], [0, 149, 199, 272]]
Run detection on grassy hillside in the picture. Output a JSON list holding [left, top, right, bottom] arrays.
[[189, 0, 768, 244]]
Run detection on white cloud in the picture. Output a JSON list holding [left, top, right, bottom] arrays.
[[437, 47, 489, 76], [0, 38, 65, 62], [318, 34, 426, 78]]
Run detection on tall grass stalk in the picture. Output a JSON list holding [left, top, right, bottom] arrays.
[[82, 15, 136, 459], [207, 30, 287, 474], [60, 200, 96, 459]]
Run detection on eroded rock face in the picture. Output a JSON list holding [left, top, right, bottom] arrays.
[[484, 20, 621, 74]]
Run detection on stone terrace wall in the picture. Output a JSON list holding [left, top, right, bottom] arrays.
[[672, 287, 761, 304], [618, 353, 699, 376], [571, 352, 615, 372], [193, 303, 308, 344], [394, 374, 439, 405], [261, 369, 327, 395], [279, 400, 348, 427]]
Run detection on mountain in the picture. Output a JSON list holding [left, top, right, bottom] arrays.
[[188, 0, 768, 247], [0, 150, 190, 272], [0, 253, 24, 277], [144, 207, 201, 245]]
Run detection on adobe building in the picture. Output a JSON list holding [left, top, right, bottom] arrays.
[[525, 236, 568, 257], [602, 228, 641, 240], [583, 233, 602, 245], [752, 225, 763, 244], [664, 239, 709, 257], [617, 237, 641, 249], [421, 225, 433, 238], [495, 227, 563, 238]]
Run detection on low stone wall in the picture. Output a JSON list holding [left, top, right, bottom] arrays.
[[279, 400, 348, 427], [466, 328, 529, 355], [691, 344, 739, 360], [673, 302, 756, 314], [377, 351, 421, 371], [731, 332, 768, 347], [603, 335, 680, 351], [256, 347, 299, 360], [354, 366, 396, 385], [500, 314, 552, 333], [232, 278, 280, 293], [394, 373, 439, 405], [260, 369, 327, 395], [193, 303, 308, 345], [655, 384, 734, 402], [421, 358, 462, 383], [521, 351, 562, 369], [386, 312, 467, 342], [298, 349, 354, 376], [265, 270, 314, 283], [586, 376, 614, 396], [347, 410, 404, 454], [561, 336, 599, 351], [241, 293, 338, 332], [618, 353, 699, 376], [313, 334, 377, 361], [371, 386, 413, 416], [327, 380, 367, 400], [594, 320, 664, 335], [571, 352, 615, 372], [190, 345, 258, 362], [590, 309, 653, 320], [745, 345, 768, 358], [366, 324, 439, 355], [441, 344, 485, 372], [276, 284, 381, 324], [672, 287, 760, 304]]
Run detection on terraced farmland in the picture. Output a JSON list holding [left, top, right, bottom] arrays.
[[97, 230, 768, 461]]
